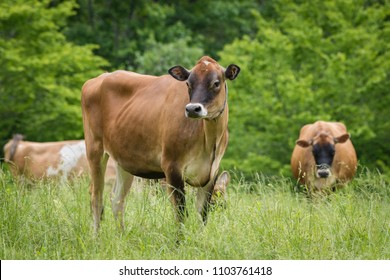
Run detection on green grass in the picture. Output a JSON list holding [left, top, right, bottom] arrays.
[[1, 168, 389, 260]]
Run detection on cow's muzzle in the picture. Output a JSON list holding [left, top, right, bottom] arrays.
[[316, 164, 331, 178], [185, 103, 208, 119]]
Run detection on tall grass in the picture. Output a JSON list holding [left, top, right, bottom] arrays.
[[1, 168, 389, 260]]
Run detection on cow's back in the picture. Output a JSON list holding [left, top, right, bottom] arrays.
[[82, 71, 165, 149]]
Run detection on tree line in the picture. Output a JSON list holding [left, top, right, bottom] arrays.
[[0, 0, 388, 178]]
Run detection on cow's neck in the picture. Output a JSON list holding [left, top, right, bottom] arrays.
[[202, 108, 228, 151]]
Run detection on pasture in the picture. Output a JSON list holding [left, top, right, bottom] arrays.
[[1, 168, 389, 260]]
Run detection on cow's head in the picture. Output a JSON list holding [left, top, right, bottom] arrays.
[[168, 56, 240, 119], [296, 132, 350, 179]]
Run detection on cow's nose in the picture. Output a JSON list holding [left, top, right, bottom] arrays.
[[186, 104, 202, 113], [317, 169, 330, 178], [185, 103, 207, 118]]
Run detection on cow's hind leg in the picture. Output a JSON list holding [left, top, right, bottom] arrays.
[[111, 163, 134, 229], [89, 151, 109, 233]]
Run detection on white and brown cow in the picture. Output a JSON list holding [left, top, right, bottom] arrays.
[[81, 56, 240, 232], [291, 121, 357, 194], [3, 135, 117, 183]]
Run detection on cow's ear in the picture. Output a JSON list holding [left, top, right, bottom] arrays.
[[334, 133, 350, 144], [296, 139, 311, 148], [168, 66, 190, 81], [225, 64, 240, 80], [215, 171, 230, 190]]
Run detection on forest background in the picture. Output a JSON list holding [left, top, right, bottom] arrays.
[[0, 0, 388, 179]]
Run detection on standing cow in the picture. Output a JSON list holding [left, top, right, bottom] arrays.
[[291, 121, 357, 194], [3, 135, 117, 183], [81, 56, 240, 232]]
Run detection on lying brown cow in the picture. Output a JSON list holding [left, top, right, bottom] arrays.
[[3, 135, 116, 182], [291, 121, 357, 194], [81, 56, 240, 232]]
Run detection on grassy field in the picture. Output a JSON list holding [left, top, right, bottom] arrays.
[[1, 168, 389, 260]]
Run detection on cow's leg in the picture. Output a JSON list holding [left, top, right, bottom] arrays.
[[164, 166, 187, 224], [111, 163, 134, 229], [196, 181, 214, 224], [88, 149, 108, 233]]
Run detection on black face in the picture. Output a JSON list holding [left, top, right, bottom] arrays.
[[312, 143, 336, 168]]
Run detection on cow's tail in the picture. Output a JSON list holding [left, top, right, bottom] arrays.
[[5, 134, 24, 162]]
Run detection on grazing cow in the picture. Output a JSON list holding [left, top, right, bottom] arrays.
[[3, 135, 117, 183], [291, 121, 357, 194], [81, 56, 240, 232]]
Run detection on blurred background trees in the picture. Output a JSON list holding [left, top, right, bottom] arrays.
[[0, 0, 108, 143], [0, 0, 388, 178], [219, 0, 389, 177]]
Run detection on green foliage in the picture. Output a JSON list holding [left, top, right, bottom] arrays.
[[220, 0, 389, 177], [168, 0, 260, 59], [1, 170, 389, 259], [64, 0, 260, 70], [0, 0, 108, 151], [65, 0, 189, 69], [131, 36, 204, 76]]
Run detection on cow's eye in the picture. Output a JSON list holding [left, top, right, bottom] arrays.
[[213, 80, 220, 88]]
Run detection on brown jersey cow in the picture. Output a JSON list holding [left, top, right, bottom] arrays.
[[291, 121, 357, 194], [81, 56, 240, 232]]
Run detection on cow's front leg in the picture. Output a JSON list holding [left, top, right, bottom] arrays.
[[196, 181, 214, 224], [164, 167, 187, 225]]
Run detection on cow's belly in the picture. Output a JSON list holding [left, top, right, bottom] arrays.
[[113, 151, 164, 178], [112, 151, 212, 186], [105, 130, 164, 178]]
